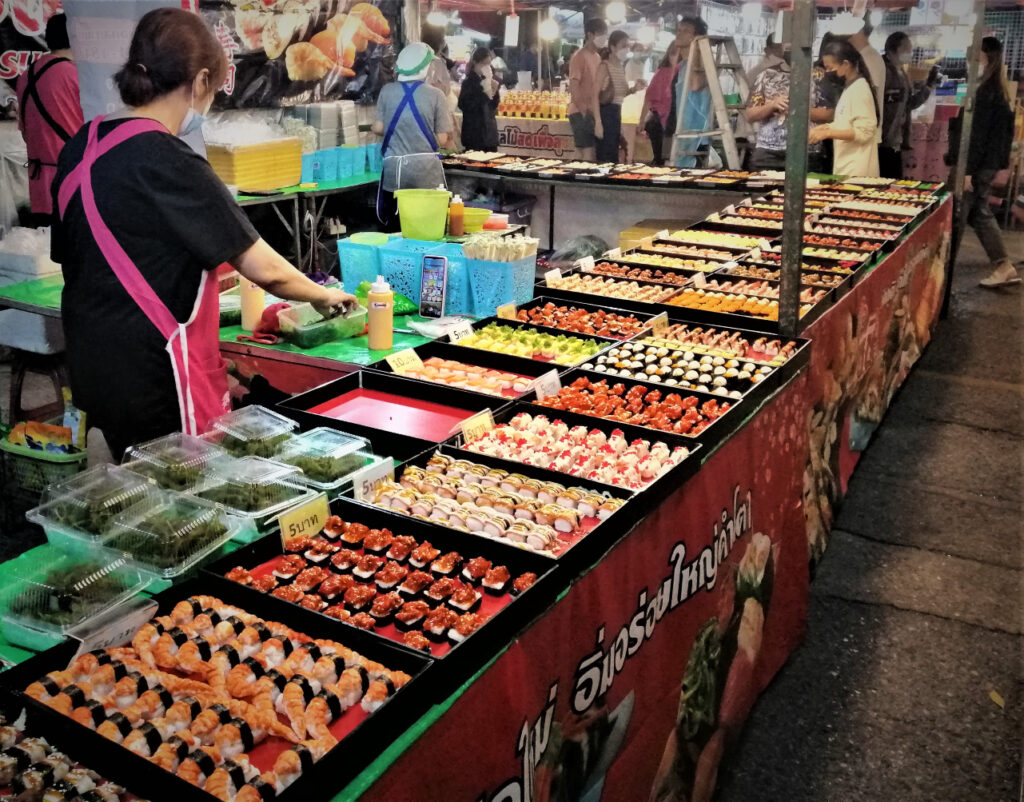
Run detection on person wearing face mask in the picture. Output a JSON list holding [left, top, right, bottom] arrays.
[[458, 47, 500, 152], [51, 9, 356, 458], [808, 39, 880, 177], [596, 31, 631, 163], [879, 32, 937, 179], [665, 17, 712, 168], [639, 44, 681, 166], [568, 17, 609, 161]]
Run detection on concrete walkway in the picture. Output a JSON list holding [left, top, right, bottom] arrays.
[[718, 231, 1023, 800]]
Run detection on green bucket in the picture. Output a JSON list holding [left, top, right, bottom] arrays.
[[395, 188, 450, 241]]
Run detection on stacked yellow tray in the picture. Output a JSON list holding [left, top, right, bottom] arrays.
[[206, 137, 302, 192]]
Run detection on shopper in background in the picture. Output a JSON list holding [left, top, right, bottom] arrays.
[[458, 47, 500, 152], [948, 37, 1019, 287], [53, 8, 355, 458], [880, 32, 937, 179], [845, 16, 885, 132], [639, 44, 680, 166], [16, 14, 83, 227], [568, 17, 608, 161], [373, 42, 453, 223], [420, 26, 460, 151], [667, 17, 712, 168], [808, 38, 879, 177], [748, 34, 785, 88], [813, 32, 841, 173], [596, 31, 630, 163]]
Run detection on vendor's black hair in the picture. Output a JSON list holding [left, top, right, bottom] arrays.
[[45, 14, 70, 51], [469, 46, 492, 68], [822, 38, 880, 125], [608, 31, 629, 50], [678, 16, 708, 36], [585, 18, 608, 38], [884, 31, 910, 56]]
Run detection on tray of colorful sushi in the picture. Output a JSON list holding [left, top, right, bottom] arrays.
[[0, 696, 142, 800], [541, 273, 682, 310], [367, 446, 632, 558], [365, 340, 558, 400], [208, 500, 557, 674], [635, 239, 752, 262], [720, 263, 852, 295], [510, 298, 654, 339], [664, 287, 819, 330], [605, 251, 726, 273], [453, 321, 613, 368], [640, 323, 810, 372], [0, 581, 432, 802], [279, 371, 511, 460], [584, 260, 706, 287]]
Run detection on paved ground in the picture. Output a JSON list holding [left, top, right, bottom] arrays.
[[718, 230, 1024, 801]]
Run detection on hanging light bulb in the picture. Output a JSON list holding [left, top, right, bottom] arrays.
[[539, 17, 561, 40], [426, 3, 448, 27], [606, 1, 627, 23], [636, 25, 656, 45]]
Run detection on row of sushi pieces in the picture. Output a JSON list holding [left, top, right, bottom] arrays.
[[0, 712, 136, 802], [464, 413, 690, 492], [226, 516, 538, 651], [23, 596, 409, 800], [644, 325, 800, 364], [371, 453, 623, 553]]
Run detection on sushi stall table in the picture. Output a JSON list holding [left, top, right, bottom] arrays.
[[0, 274, 63, 318]]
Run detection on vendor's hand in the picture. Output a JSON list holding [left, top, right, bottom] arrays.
[[807, 125, 829, 145], [313, 288, 358, 319], [773, 97, 789, 115], [964, 174, 973, 193]]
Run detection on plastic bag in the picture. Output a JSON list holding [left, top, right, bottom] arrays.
[[353, 281, 417, 315], [547, 235, 610, 270]]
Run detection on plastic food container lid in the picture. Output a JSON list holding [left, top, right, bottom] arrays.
[[1, 554, 149, 645], [208, 455, 301, 484], [28, 464, 154, 541], [109, 488, 241, 578], [278, 427, 381, 490], [210, 404, 299, 442], [279, 427, 369, 459], [123, 432, 227, 491]]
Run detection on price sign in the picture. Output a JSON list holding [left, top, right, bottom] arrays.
[[649, 312, 669, 336], [448, 321, 475, 343], [655, 229, 669, 239], [278, 493, 330, 548], [724, 204, 736, 215], [604, 248, 622, 260], [692, 272, 708, 288], [532, 370, 562, 400], [71, 597, 159, 657], [496, 303, 517, 320], [461, 409, 495, 444], [385, 348, 424, 374], [575, 256, 595, 272], [758, 238, 774, 251], [721, 260, 739, 270], [545, 268, 564, 286], [351, 458, 396, 502]]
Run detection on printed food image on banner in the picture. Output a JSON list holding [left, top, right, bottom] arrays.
[[199, 0, 400, 108], [0, 0, 57, 82]]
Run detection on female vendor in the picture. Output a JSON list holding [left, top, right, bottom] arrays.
[[372, 42, 453, 224], [52, 9, 355, 458]]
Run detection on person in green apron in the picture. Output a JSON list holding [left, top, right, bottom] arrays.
[[372, 42, 454, 225]]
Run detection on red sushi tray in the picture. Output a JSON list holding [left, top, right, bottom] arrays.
[[204, 498, 559, 695], [0, 578, 434, 802]]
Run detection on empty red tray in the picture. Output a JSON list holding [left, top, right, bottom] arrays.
[[308, 389, 476, 442]]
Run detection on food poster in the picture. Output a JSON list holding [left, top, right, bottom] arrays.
[[198, 0, 401, 108], [358, 381, 811, 802], [0, 0, 60, 85], [800, 197, 951, 564]]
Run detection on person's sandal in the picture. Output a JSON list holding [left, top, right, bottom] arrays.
[[979, 262, 1022, 288]]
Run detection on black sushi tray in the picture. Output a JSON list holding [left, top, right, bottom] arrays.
[[0, 577, 434, 802], [512, 294, 660, 336]]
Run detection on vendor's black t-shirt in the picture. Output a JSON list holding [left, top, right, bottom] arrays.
[[52, 118, 259, 454]]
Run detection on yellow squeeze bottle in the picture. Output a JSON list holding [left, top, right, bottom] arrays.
[[367, 275, 394, 351], [240, 280, 265, 331]]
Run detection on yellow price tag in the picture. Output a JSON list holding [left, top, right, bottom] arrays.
[[496, 303, 517, 320], [385, 348, 424, 374], [461, 409, 495, 444], [278, 493, 329, 549], [649, 312, 669, 336], [449, 322, 475, 343]]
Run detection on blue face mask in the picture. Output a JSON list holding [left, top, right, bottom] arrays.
[[180, 82, 209, 137]]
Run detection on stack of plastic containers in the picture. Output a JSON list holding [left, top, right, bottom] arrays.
[[276, 427, 387, 494], [121, 433, 226, 492]]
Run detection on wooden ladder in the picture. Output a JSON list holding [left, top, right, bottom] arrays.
[[670, 35, 751, 169]]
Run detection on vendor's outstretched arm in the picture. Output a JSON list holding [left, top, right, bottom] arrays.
[[232, 238, 356, 318]]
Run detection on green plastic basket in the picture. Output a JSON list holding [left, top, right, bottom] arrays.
[[1, 438, 87, 531]]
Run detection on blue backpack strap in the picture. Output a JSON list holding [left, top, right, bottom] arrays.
[[381, 81, 438, 156]]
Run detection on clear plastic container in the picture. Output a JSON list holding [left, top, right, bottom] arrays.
[[109, 488, 241, 578], [122, 432, 228, 492], [192, 456, 316, 521], [27, 465, 154, 558], [276, 427, 379, 491], [1, 554, 149, 651], [278, 303, 368, 349], [207, 405, 300, 458]]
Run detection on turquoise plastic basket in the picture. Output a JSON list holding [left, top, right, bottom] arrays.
[[379, 239, 441, 302], [434, 243, 472, 317], [467, 255, 537, 316], [337, 236, 388, 291]]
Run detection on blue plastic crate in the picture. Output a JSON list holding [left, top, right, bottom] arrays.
[[337, 236, 388, 291], [467, 254, 537, 316], [379, 239, 439, 303]]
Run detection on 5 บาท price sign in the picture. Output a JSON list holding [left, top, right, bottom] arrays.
[[351, 458, 396, 502], [278, 493, 329, 548], [449, 322, 475, 343], [532, 370, 562, 400]]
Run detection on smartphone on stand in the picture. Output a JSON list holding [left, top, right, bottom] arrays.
[[419, 255, 448, 319]]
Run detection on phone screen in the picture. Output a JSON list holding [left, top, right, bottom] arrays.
[[419, 256, 448, 319]]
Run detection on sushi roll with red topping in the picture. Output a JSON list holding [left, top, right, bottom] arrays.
[[481, 566, 511, 595], [352, 554, 385, 581], [348, 612, 376, 631], [394, 600, 431, 632], [299, 594, 326, 612], [423, 578, 456, 604], [272, 585, 304, 603], [226, 566, 253, 586], [375, 561, 409, 593], [343, 584, 377, 613], [462, 556, 492, 583], [402, 631, 432, 653], [398, 570, 434, 599], [273, 554, 305, 581], [319, 573, 355, 602], [369, 592, 403, 626], [512, 572, 538, 596], [449, 612, 485, 644], [409, 542, 440, 569], [251, 574, 278, 593], [330, 549, 360, 574], [304, 539, 338, 566], [324, 604, 350, 621], [386, 535, 418, 563], [448, 584, 481, 613], [362, 528, 394, 555], [423, 607, 458, 642], [341, 522, 370, 547], [430, 551, 462, 578], [322, 515, 347, 540], [293, 567, 328, 593], [284, 535, 314, 554]]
